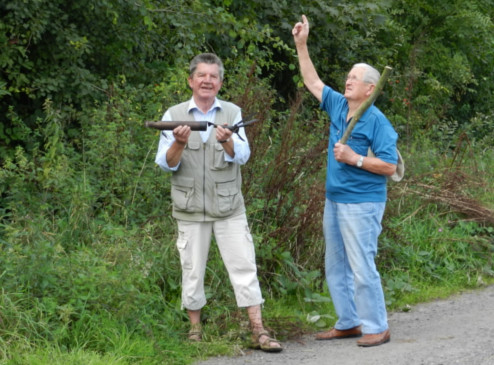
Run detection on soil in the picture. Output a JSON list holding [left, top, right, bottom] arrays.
[[195, 285, 494, 365]]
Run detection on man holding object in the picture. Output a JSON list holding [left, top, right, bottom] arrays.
[[155, 53, 282, 352], [292, 15, 398, 347]]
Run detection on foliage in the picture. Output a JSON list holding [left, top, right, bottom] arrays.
[[0, 0, 289, 160], [380, 0, 494, 142], [1, 0, 494, 363], [379, 140, 494, 307]]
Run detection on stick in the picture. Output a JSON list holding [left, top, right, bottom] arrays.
[[340, 66, 393, 144], [145, 121, 208, 131], [145, 118, 259, 142]]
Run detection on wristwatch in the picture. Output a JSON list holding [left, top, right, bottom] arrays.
[[356, 155, 364, 168]]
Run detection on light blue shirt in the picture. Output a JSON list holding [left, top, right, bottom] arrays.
[[155, 98, 250, 171]]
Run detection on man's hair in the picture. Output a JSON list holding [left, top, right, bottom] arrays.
[[352, 63, 380, 85], [189, 53, 224, 81]]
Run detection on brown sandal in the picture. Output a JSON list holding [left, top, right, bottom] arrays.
[[251, 330, 283, 353], [188, 323, 202, 342]]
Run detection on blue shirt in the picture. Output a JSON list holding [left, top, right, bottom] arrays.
[[321, 85, 398, 203]]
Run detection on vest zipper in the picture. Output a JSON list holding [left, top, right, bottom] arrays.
[[203, 143, 206, 220]]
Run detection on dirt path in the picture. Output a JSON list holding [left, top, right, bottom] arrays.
[[196, 285, 494, 365]]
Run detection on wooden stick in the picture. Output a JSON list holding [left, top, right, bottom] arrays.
[[145, 121, 208, 131], [340, 66, 393, 144]]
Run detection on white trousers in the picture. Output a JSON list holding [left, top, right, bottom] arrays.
[[176, 213, 264, 310]]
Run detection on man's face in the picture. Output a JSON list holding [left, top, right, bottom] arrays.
[[188, 63, 223, 103], [344, 67, 374, 103]]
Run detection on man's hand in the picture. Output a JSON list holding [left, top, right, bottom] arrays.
[[292, 15, 324, 102], [166, 125, 191, 167], [173, 125, 191, 145], [334, 142, 398, 176], [333, 142, 359, 165], [216, 124, 233, 142], [216, 124, 235, 157], [292, 14, 309, 45]]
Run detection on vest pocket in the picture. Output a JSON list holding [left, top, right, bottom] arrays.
[[171, 176, 195, 210], [211, 143, 229, 170], [215, 180, 240, 214], [187, 141, 201, 150]]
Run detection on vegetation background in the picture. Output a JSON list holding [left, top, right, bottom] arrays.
[[1, 0, 493, 364]]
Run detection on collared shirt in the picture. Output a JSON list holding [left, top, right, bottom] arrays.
[[155, 98, 250, 171], [321, 85, 398, 203]]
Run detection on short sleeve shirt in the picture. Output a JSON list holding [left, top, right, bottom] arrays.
[[321, 85, 398, 203]]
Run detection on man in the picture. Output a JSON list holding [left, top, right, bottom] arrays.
[[292, 16, 398, 347], [154, 53, 282, 352]]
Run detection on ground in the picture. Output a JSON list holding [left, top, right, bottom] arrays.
[[196, 285, 494, 365]]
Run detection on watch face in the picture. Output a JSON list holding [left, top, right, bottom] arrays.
[[357, 156, 363, 167]]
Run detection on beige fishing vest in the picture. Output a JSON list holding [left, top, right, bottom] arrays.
[[168, 100, 246, 221]]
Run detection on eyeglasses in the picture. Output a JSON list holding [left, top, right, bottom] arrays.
[[346, 75, 367, 83]]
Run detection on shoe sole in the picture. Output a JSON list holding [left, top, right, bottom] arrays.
[[316, 333, 362, 341], [357, 336, 390, 347]]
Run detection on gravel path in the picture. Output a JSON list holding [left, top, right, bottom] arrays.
[[196, 285, 494, 365]]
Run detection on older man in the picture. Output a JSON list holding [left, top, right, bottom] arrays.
[[154, 53, 282, 352], [292, 16, 398, 347]]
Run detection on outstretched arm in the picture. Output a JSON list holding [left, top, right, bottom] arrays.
[[292, 15, 325, 102]]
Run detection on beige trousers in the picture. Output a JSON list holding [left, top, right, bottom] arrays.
[[176, 213, 264, 310]]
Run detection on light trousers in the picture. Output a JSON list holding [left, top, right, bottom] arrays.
[[176, 213, 264, 310], [323, 199, 389, 334]]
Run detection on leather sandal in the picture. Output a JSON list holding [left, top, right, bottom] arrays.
[[251, 329, 283, 353], [188, 323, 202, 342]]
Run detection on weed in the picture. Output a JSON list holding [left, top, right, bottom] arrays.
[[1, 58, 493, 365]]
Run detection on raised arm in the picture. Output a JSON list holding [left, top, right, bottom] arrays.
[[292, 15, 325, 102]]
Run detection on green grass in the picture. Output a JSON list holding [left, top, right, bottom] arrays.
[[1, 95, 493, 364]]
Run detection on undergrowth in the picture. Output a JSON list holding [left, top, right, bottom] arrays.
[[1, 72, 493, 364]]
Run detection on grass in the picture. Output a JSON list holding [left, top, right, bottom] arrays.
[[1, 106, 493, 364]]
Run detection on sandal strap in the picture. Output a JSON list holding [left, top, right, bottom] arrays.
[[189, 323, 202, 332], [260, 336, 280, 347], [253, 329, 270, 340], [188, 323, 202, 340], [256, 332, 283, 352]]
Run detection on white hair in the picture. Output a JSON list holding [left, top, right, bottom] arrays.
[[352, 63, 380, 84]]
